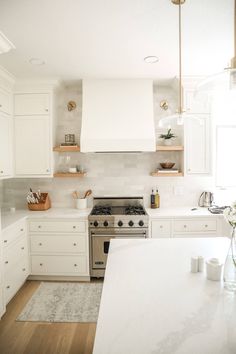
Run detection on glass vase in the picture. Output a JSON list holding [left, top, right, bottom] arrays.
[[224, 227, 236, 292]]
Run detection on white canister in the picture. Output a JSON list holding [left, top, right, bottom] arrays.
[[76, 198, 87, 209], [206, 258, 223, 281]]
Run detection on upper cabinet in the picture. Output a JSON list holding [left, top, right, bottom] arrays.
[[185, 115, 211, 175], [14, 93, 50, 116], [0, 114, 13, 178], [0, 87, 12, 115], [14, 91, 54, 177], [0, 67, 14, 179], [183, 78, 212, 175], [185, 89, 211, 114]]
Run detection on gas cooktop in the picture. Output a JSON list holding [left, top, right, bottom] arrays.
[[91, 205, 146, 216]]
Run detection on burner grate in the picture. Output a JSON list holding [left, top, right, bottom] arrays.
[[125, 205, 145, 215]]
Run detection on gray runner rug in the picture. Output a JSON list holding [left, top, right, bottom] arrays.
[[17, 282, 103, 323]]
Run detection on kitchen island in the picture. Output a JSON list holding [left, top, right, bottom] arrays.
[[93, 237, 236, 354]]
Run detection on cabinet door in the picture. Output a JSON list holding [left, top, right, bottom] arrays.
[[0, 87, 12, 115], [185, 90, 210, 114], [151, 220, 171, 238], [0, 115, 13, 177], [14, 93, 50, 115], [14, 116, 51, 176], [185, 115, 211, 174]]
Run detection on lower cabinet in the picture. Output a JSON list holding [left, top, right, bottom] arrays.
[[151, 217, 221, 238], [29, 219, 89, 278], [2, 219, 29, 305]]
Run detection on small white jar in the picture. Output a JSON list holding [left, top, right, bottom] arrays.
[[206, 258, 223, 281], [76, 198, 87, 209]]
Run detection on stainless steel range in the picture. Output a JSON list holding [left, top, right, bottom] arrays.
[[89, 196, 149, 277]]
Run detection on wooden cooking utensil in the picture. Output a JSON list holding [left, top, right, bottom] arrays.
[[83, 189, 92, 198]]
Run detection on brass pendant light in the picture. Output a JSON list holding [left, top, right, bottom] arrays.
[[198, 0, 236, 91], [159, 0, 186, 126]]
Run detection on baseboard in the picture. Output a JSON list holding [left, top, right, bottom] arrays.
[[28, 275, 90, 282]]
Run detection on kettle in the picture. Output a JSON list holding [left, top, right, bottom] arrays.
[[198, 191, 214, 207]]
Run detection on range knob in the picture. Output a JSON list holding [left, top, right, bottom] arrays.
[[104, 221, 109, 227], [139, 220, 144, 227], [128, 220, 134, 227], [118, 220, 123, 227], [94, 221, 98, 227]]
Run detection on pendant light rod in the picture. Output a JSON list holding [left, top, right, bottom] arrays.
[[231, 0, 236, 68], [171, 0, 185, 114]]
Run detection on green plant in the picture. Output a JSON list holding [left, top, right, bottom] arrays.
[[159, 128, 176, 140]]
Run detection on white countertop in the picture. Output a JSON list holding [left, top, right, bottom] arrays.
[[93, 237, 235, 354], [146, 206, 222, 218], [1, 208, 91, 230]]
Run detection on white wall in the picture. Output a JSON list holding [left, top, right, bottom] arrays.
[[2, 83, 217, 209]]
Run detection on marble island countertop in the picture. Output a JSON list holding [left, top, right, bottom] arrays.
[[1, 207, 91, 230], [93, 237, 236, 354]]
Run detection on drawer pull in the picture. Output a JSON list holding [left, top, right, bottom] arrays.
[[22, 268, 26, 272], [40, 263, 43, 266], [21, 247, 25, 250], [45, 108, 49, 112], [38, 225, 42, 229], [205, 224, 208, 228], [5, 261, 8, 264], [39, 243, 42, 246], [74, 264, 78, 267], [73, 243, 77, 246], [20, 228, 24, 232], [4, 240, 7, 243], [6, 285, 10, 289], [184, 225, 187, 228], [73, 226, 76, 229], [160, 225, 163, 229], [0, 171, 3, 174]]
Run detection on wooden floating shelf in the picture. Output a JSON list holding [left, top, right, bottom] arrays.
[[151, 172, 184, 177], [53, 146, 81, 152], [53, 172, 86, 178], [156, 145, 184, 151]]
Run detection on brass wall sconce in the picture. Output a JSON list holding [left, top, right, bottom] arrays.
[[160, 100, 169, 111], [67, 101, 77, 111]]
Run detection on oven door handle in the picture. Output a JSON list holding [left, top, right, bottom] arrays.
[[91, 232, 147, 237]]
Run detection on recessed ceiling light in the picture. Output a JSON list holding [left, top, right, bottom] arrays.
[[144, 56, 159, 64], [29, 58, 45, 66]]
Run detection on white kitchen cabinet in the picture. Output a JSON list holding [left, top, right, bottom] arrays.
[[185, 89, 210, 114], [29, 219, 89, 279], [14, 93, 50, 115], [0, 227, 6, 319], [0, 87, 12, 115], [185, 115, 211, 174], [150, 216, 221, 238], [14, 90, 55, 177], [14, 116, 51, 176], [151, 220, 171, 238], [2, 219, 29, 305], [0, 114, 13, 178]]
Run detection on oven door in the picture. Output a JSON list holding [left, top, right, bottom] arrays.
[[91, 228, 147, 269], [92, 235, 114, 269]]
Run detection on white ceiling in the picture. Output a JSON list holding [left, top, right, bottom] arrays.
[[0, 0, 234, 81]]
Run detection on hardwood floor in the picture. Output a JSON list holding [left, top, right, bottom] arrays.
[[0, 281, 96, 354]]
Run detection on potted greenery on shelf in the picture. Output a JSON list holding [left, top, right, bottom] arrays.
[[159, 128, 176, 146]]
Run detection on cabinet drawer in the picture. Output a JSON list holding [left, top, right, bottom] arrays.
[[0, 87, 12, 115], [30, 235, 87, 254], [151, 220, 171, 238], [4, 257, 29, 304], [14, 93, 50, 115], [29, 220, 86, 233], [4, 236, 28, 272], [173, 219, 217, 233], [31, 255, 88, 275], [2, 219, 26, 247]]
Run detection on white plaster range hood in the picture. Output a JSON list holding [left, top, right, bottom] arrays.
[[80, 79, 156, 152]]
